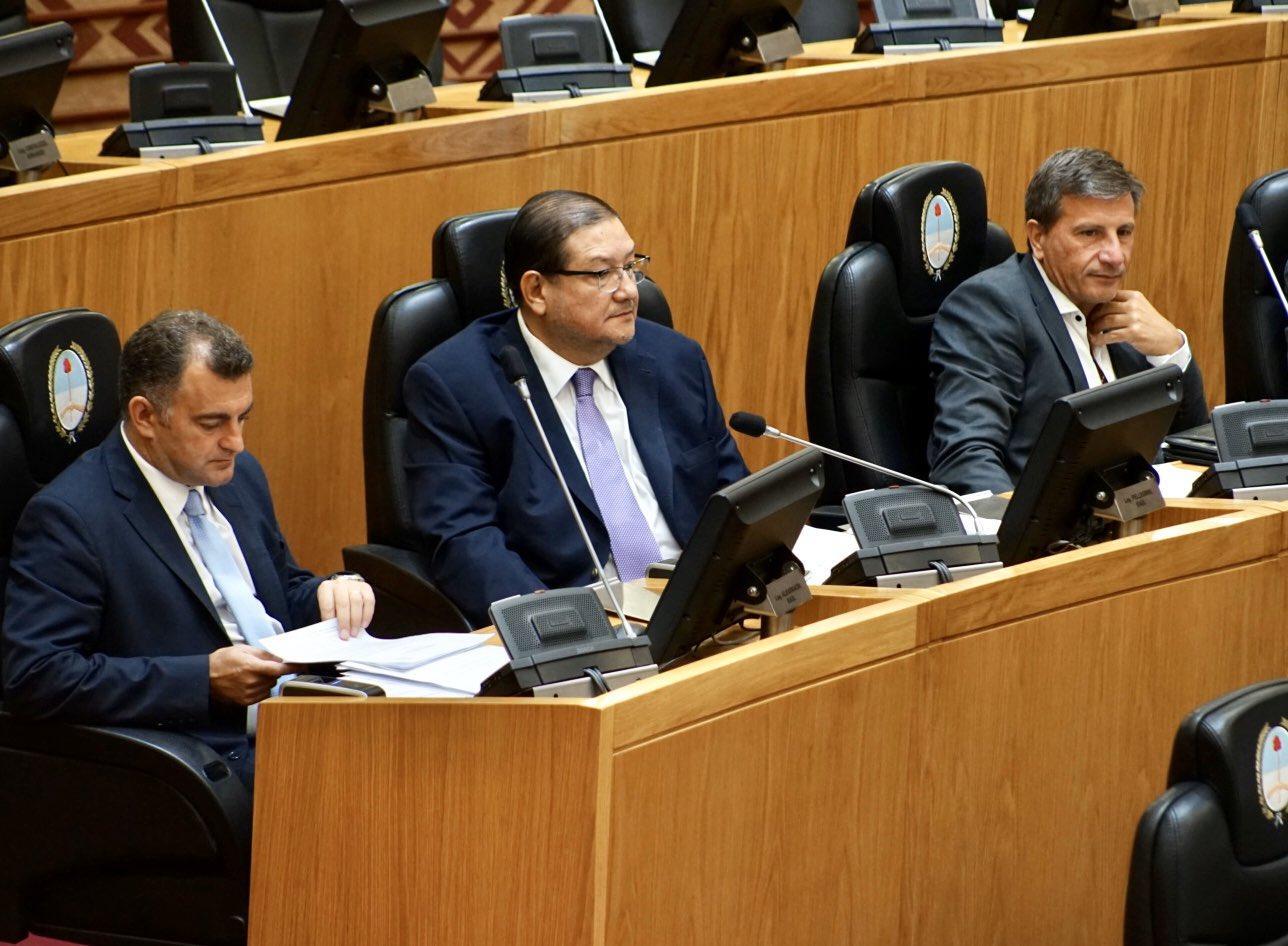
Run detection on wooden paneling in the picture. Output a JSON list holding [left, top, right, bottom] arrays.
[[251, 699, 610, 946], [3, 18, 1286, 571], [249, 504, 1288, 946]]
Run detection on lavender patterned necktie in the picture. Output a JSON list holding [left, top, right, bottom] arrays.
[[571, 367, 661, 581]]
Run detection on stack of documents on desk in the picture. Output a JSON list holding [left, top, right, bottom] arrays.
[[261, 621, 510, 698]]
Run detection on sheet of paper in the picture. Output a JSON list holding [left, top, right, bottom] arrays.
[[261, 621, 488, 668], [339, 671, 470, 699], [1154, 461, 1202, 499], [342, 644, 510, 694], [792, 524, 859, 585], [248, 95, 290, 118]]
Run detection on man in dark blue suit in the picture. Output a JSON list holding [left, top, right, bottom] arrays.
[[2, 311, 374, 788], [928, 148, 1208, 494], [404, 190, 748, 627]]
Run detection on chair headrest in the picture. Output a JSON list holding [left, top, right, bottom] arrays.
[[432, 209, 518, 324], [1170, 679, 1288, 866], [0, 308, 120, 485], [845, 161, 992, 317], [1235, 170, 1288, 300]]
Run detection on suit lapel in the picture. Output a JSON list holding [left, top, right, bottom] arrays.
[[1021, 254, 1087, 393], [489, 314, 601, 522], [609, 342, 675, 528], [104, 429, 225, 642], [1107, 342, 1145, 380]]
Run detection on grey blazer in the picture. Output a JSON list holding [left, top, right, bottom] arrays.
[[927, 253, 1208, 494]]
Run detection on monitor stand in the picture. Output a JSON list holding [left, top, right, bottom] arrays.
[[1, 128, 60, 185], [366, 69, 437, 124], [1110, 0, 1178, 27], [1087, 454, 1165, 539], [731, 15, 804, 72], [731, 546, 811, 636]]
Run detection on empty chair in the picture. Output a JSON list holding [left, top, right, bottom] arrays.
[[1224, 169, 1288, 403], [0, 0, 28, 36], [1126, 678, 1288, 946], [805, 160, 1014, 503], [0, 307, 251, 946], [344, 208, 673, 630]]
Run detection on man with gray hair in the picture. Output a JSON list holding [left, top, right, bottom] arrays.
[[2, 310, 374, 789], [927, 147, 1207, 494]]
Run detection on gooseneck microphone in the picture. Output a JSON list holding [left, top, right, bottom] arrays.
[[1236, 203, 1288, 322], [728, 411, 983, 534], [499, 345, 636, 636]]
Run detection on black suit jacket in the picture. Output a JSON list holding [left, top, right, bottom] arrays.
[[403, 310, 749, 627], [928, 253, 1209, 494], [1, 427, 323, 782]]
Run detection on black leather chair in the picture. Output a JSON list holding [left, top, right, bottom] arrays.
[[0, 308, 251, 946], [1125, 679, 1288, 946], [805, 161, 1014, 504], [0, 0, 27, 37], [167, 0, 444, 102], [1224, 169, 1288, 403], [599, 0, 859, 59], [343, 208, 673, 630]]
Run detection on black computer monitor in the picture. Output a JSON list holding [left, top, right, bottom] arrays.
[[277, 0, 448, 141], [647, 0, 805, 88], [645, 447, 825, 666], [0, 22, 73, 186], [1024, 0, 1134, 39], [997, 365, 1183, 566]]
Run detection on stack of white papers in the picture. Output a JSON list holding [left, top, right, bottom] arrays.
[[260, 621, 509, 698]]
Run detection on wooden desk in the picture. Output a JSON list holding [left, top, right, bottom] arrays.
[[250, 498, 1288, 945], [2, 16, 1285, 573]]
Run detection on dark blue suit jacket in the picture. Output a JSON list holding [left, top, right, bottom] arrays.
[[403, 310, 749, 627], [928, 253, 1209, 494], [1, 427, 322, 783]]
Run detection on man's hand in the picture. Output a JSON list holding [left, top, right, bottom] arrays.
[[318, 578, 375, 640], [1088, 291, 1184, 357], [209, 644, 299, 706]]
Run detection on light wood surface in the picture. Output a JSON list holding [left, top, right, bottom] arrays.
[[1, 15, 1285, 572], [250, 500, 1288, 946]]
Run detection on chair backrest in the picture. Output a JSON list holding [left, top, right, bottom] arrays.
[[805, 161, 1014, 502], [599, 0, 858, 58], [1125, 679, 1288, 946], [362, 208, 674, 547], [1224, 169, 1288, 403], [499, 14, 610, 68], [0, 308, 121, 618], [0, 0, 28, 37], [167, 0, 443, 101]]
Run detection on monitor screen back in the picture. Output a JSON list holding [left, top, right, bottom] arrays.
[[0, 23, 73, 144], [648, 0, 805, 87], [278, 0, 447, 140]]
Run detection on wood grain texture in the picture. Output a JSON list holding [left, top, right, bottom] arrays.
[[248, 505, 1288, 946], [1, 16, 1284, 570], [250, 698, 609, 946]]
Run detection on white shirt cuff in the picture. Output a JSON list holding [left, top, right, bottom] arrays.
[[1145, 329, 1191, 374]]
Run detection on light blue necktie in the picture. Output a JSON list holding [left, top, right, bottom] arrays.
[[183, 489, 273, 647], [572, 368, 661, 581]]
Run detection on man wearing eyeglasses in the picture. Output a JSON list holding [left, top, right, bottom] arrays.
[[403, 189, 748, 627]]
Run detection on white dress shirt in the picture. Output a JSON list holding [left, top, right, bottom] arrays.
[[121, 424, 284, 646], [517, 314, 682, 567], [1034, 260, 1191, 389]]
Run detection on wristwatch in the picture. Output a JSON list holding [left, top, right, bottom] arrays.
[[326, 572, 365, 583]]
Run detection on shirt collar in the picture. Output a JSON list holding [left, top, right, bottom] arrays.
[[515, 311, 615, 400], [1033, 257, 1083, 319], [120, 422, 206, 521]]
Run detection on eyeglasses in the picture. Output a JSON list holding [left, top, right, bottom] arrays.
[[546, 255, 650, 294]]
